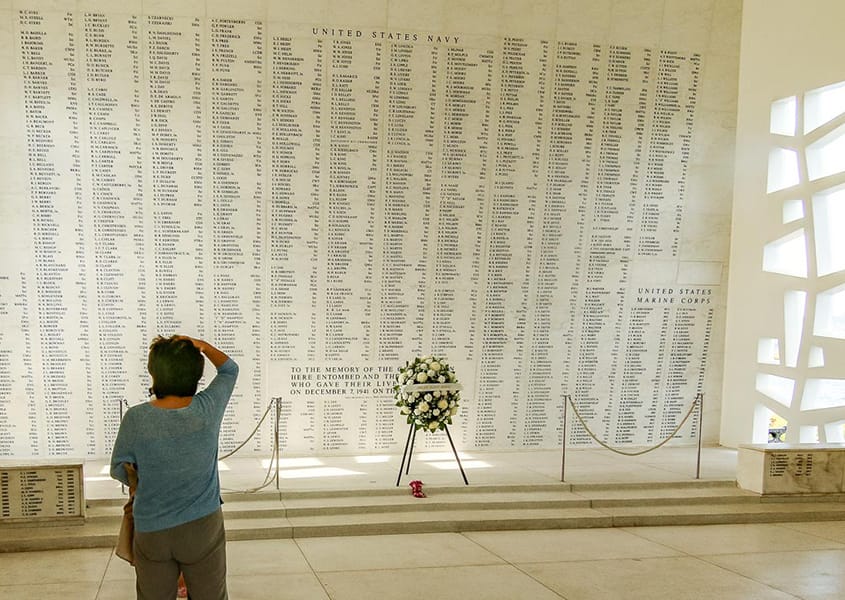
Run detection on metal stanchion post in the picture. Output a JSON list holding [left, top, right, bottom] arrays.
[[561, 395, 569, 482], [274, 397, 281, 491], [120, 399, 126, 495], [406, 427, 417, 475], [695, 393, 704, 480], [396, 424, 414, 486]]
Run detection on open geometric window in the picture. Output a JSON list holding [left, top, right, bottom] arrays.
[[783, 199, 804, 224], [757, 82, 845, 445], [757, 337, 780, 365], [762, 229, 807, 277], [770, 96, 797, 136], [754, 404, 788, 443], [813, 282, 845, 339], [767, 147, 800, 192], [804, 80, 845, 134], [755, 373, 794, 407], [799, 425, 819, 443], [802, 378, 845, 411], [824, 419, 845, 443], [807, 345, 825, 368], [806, 123, 845, 181], [812, 184, 845, 276]]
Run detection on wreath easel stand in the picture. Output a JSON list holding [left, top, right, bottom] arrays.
[[395, 382, 469, 486]]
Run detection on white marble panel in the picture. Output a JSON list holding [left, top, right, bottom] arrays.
[[77, 0, 142, 13], [629, 260, 678, 283], [0, 11, 16, 76], [708, 0, 742, 56], [267, 0, 330, 24], [608, 0, 662, 48], [661, 0, 714, 53], [0, 0, 737, 458], [677, 261, 723, 285], [327, 0, 388, 28], [556, 0, 611, 43], [387, 0, 446, 31], [442, 0, 501, 36], [501, 0, 558, 40], [142, 0, 205, 17], [699, 52, 740, 112], [736, 446, 765, 493], [12, 0, 73, 11], [685, 164, 735, 216], [206, 0, 266, 19], [679, 210, 731, 261], [691, 109, 738, 167]]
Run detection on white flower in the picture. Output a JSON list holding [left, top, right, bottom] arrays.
[[396, 356, 460, 433]]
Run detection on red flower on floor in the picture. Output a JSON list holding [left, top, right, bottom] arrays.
[[409, 480, 426, 498]]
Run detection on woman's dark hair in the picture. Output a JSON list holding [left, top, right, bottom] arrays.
[[147, 336, 204, 398]]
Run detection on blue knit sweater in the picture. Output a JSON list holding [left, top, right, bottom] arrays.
[[110, 358, 238, 532]]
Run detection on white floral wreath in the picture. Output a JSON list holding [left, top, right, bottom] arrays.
[[394, 355, 460, 432]]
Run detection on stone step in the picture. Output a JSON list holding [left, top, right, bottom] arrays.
[[4, 481, 845, 552], [83, 481, 756, 523]]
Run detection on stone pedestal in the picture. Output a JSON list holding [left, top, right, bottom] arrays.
[[737, 443, 845, 494]]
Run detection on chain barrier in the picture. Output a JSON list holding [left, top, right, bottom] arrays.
[[219, 398, 275, 461], [561, 393, 704, 481], [566, 394, 702, 456], [219, 397, 282, 493]]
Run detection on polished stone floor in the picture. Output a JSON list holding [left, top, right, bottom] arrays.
[[2, 522, 845, 599], [4, 447, 844, 598]]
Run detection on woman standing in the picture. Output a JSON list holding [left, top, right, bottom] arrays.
[[111, 335, 238, 600]]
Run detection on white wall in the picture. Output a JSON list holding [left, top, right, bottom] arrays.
[[722, 0, 845, 446], [0, 0, 740, 458]]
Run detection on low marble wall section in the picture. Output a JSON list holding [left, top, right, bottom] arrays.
[[0, 460, 84, 524], [737, 444, 845, 494]]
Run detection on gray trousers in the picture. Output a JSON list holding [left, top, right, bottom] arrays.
[[134, 508, 227, 600]]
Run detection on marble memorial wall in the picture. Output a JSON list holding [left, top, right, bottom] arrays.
[[0, 1, 731, 458]]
